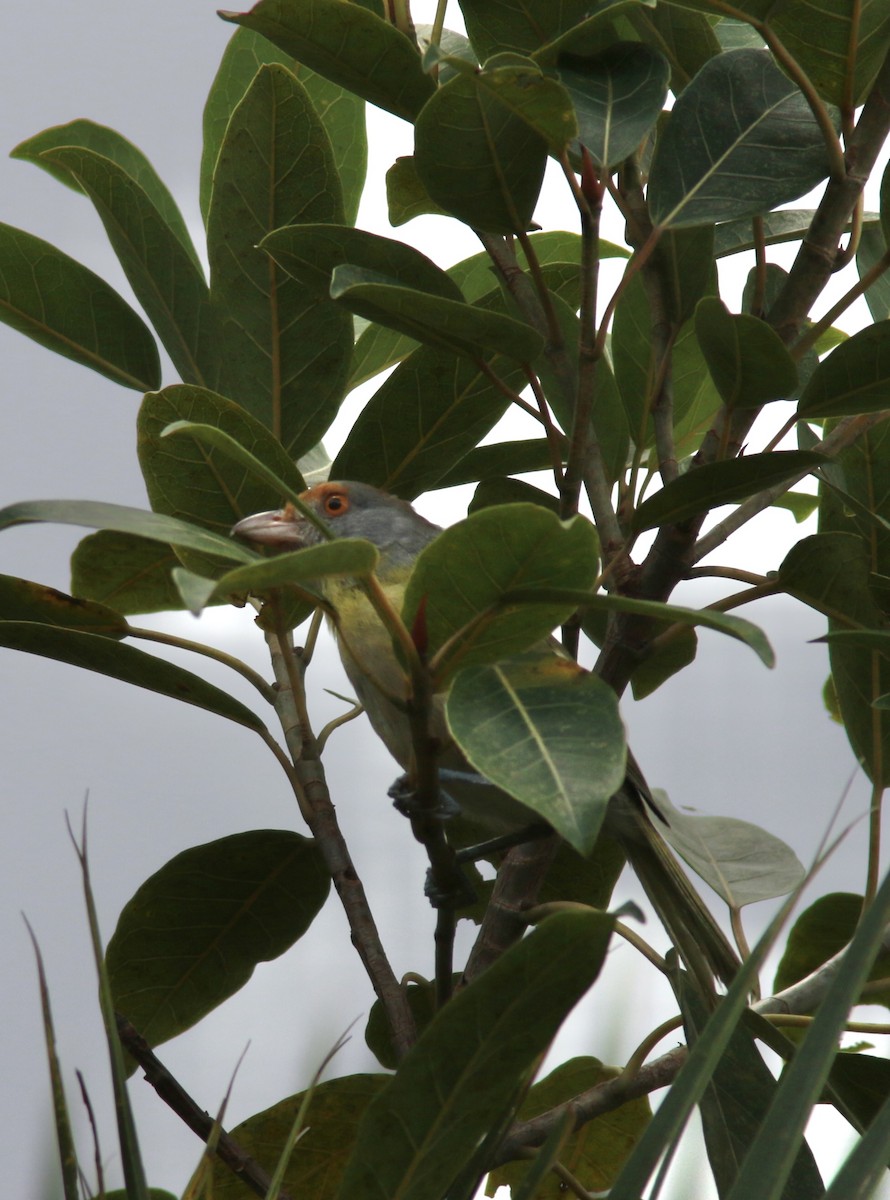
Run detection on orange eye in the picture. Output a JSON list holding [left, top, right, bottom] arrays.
[[323, 491, 349, 515]]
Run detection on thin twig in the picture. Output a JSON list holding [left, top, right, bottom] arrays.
[[117, 1014, 293, 1200]]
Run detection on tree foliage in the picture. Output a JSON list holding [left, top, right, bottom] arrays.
[[4, 1, 890, 1197]]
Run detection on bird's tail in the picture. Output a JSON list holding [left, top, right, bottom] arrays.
[[610, 763, 741, 995]]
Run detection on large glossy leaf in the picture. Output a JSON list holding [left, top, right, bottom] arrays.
[[487, 1057, 651, 1197], [346, 230, 600, 390], [0, 573, 128, 637], [434, 439, 556, 489], [220, 0, 434, 121], [0, 622, 265, 731], [211, 1076, 389, 1200], [554, 42, 670, 168], [70, 532, 197, 616], [175, 540, 378, 615], [35, 146, 217, 387], [262, 221, 463, 301], [446, 653, 626, 854], [652, 790, 804, 908], [856, 223, 890, 322], [632, 450, 825, 531], [797, 320, 890, 417], [818, 426, 890, 786], [201, 26, 367, 227], [0, 499, 256, 563], [507, 589, 775, 666], [768, 0, 890, 107], [460, 0, 622, 59], [695, 297, 798, 408], [137, 386, 306, 540], [330, 264, 543, 362], [402, 503, 598, 678], [628, 3, 721, 94], [13, 119, 202, 269], [774, 892, 890, 1008], [107, 831, 329, 1057], [648, 49, 833, 228], [331, 332, 527, 498], [715, 210, 878, 257], [206, 64, 353, 458], [0, 221, 160, 391], [336, 910, 614, 1200], [414, 62, 549, 234]]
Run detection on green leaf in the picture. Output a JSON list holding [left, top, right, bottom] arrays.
[[632, 451, 825, 532], [137, 387, 307, 546], [262, 221, 463, 302], [648, 49, 833, 228], [207, 64, 353, 458], [628, 3, 721, 94], [0, 573, 127, 637], [0, 622, 265, 731], [13, 119, 202, 269], [767, 0, 890, 107], [35, 146, 217, 387], [555, 42, 670, 168], [774, 893, 890, 1008], [461, 0, 626, 59], [385, 155, 451, 226], [447, 653, 626, 854], [202, 26, 367, 227], [331, 332, 527, 499], [507, 589, 775, 667], [0, 221, 160, 391], [366, 980, 444, 1071], [630, 625, 697, 699], [70, 532, 198, 616], [471, 53, 578, 153], [487, 1057, 651, 1197], [652, 791, 804, 908], [818, 422, 890, 785], [402, 503, 598, 677], [107, 831, 329, 1057], [220, 0, 434, 121], [798, 320, 890, 417], [176, 540, 379, 614], [695, 297, 798, 408], [723, 868, 890, 1200], [0, 499, 257, 562], [677, 983, 824, 1200], [414, 63, 548, 234], [715, 210, 878, 257], [435, 440, 557, 489], [211, 1075, 389, 1200], [329, 264, 543, 361], [336, 910, 615, 1200], [346, 230, 602, 390], [855, 223, 890, 322]]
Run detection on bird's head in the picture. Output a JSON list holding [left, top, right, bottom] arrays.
[[232, 481, 441, 574]]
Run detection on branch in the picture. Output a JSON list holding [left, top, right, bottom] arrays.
[[264, 613, 416, 1060], [117, 1014, 293, 1200], [492, 918, 884, 1167], [691, 411, 889, 565]]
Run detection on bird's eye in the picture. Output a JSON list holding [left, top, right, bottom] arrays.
[[324, 492, 348, 515]]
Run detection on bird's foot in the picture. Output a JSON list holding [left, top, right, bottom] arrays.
[[387, 774, 461, 821], [423, 865, 477, 909], [454, 822, 552, 864]]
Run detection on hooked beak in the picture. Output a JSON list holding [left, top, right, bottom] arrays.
[[231, 503, 307, 549]]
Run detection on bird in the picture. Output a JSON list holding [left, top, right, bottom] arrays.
[[232, 480, 740, 990]]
